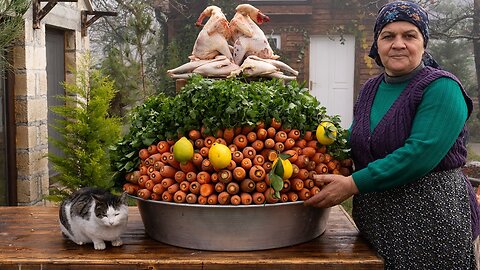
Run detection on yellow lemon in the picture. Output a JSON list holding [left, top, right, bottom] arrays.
[[316, 121, 337, 145], [209, 143, 232, 170], [173, 137, 194, 164], [273, 158, 293, 179]]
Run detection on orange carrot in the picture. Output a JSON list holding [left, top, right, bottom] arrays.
[[241, 158, 253, 171], [156, 141, 170, 154], [291, 178, 304, 191], [211, 172, 219, 183], [123, 183, 139, 195], [153, 161, 164, 172], [138, 175, 150, 188], [189, 181, 200, 194], [287, 191, 299, 202], [297, 168, 309, 180], [139, 148, 150, 160], [161, 152, 170, 163], [256, 128, 268, 141], [264, 187, 279, 204], [197, 195, 207, 205], [339, 167, 351, 176], [161, 191, 173, 202], [180, 161, 196, 173], [153, 183, 165, 194], [295, 155, 310, 169], [186, 193, 197, 204], [267, 127, 276, 138], [226, 160, 237, 170], [215, 138, 227, 145], [144, 179, 155, 191], [150, 170, 163, 183], [192, 153, 203, 167], [262, 161, 273, 173], [226, 182, 240, 195], [282, 179, 291, 192], [167, 154, 181, 169], [126, 171, 141, 184], [324, 153, 333, 163], [240, 178, 255, 193], [223, 128, 235, 144], [218, 191, 231, 205], [200, 183, 214, 197], [287, 129, 301, 140], [284, 138, 295, 150], [179, 181, 190, 192], [281, 193, 289, 203], [303, 131, 314, 141], [255, 181, 267, 193], [166, 138, 175, 146], [201, 158, 213, 172], [147, 144, 158, 155], [312, 152, 325, 164], [150, 192, 162, 201], [199, 147, 209, 157], [253, 155, 265, 166], [249, 165, 266, 182], [307, 140, 318, 148], [252, 192, 266, 205], [197, 171, 211, 184], [264, 138, 275, 149], [246, 131, 257, 143], [240, 193, 253, 205], [147, 165, 155, 175], [274, 131, 287, 143], [304, 179, 315, 189], [301, 147, 316, 158], [232, 151, 244, 164], [327, 160, 340, 172], [137, 189, 151, 200], [194, 138, 205, 149], [160, 165, 176, 178], [310, 186, 321, 195], [307, 160, 316, 171], [139, 165, 148, 176], [274, 142, 285, 152], [167, 183, 180, 194], [270, 118, 282, 130], [188, 129, 202, 141], [186, 171, 197, 182], [230, 195, 241, 205], [173, 190, 187, 203], [295, 139, 307, 148], [233, 167, 247, 181], [242, 146, 256, 159], [161, 177, 175, 188], [215, 182, 226, 193], [228, 144, 238, 153], [298, 188, 311, 200], [207, 194, 218, 205], [241, 125, 255, 135], [315, 163, 328, 174], [233, 134, 248, 150], [204, 136, 216, 148], [251, 140, 264, 152], [174, 171, 186, 183], [218, 169, 233, 184]]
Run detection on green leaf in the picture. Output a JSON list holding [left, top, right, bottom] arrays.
[[270, 174, 284, 192]]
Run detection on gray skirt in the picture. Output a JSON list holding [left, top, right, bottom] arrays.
[[353, 169, 476, 270]]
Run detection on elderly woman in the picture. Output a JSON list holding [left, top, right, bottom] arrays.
[[305, 1, 480, 269]]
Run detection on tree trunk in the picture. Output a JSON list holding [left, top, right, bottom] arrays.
[[474, 0, 480, 118]]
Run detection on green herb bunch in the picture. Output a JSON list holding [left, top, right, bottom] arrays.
[[111, 76, 349, 187]]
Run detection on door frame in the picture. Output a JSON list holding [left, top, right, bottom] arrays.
[[4, 49, 17, 205]]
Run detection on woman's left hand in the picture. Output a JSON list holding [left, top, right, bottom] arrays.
[[304, 174, 359, 208]]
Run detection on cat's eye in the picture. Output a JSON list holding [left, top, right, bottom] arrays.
[[115, 213, 119, 216]]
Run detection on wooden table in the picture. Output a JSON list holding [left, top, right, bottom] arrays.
[[0, 205, 383, 269]]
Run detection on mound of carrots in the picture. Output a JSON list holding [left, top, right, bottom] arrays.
[[124, 119, 353, 205]]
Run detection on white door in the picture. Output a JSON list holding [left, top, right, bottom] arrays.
[[309, 35, 355, 129]]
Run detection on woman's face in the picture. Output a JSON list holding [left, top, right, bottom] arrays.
[[377, 21, 425, 76]]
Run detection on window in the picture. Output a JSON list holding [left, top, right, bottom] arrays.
[[267, 34, 281, 50]]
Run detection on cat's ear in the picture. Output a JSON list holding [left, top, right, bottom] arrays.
[[120, 192, 128, 205], [91, 193, 102, 203]]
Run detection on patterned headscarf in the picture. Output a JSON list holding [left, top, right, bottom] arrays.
[[368, 1, 439, 68]]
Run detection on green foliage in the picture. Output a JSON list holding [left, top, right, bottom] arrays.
[[0, 0, 30, 72], [48, 56, 122, 201], [111, 76, 349, 187]]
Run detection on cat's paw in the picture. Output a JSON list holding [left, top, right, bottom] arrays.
[[111, 238, 123, 247], [93, 240, 106, 250]]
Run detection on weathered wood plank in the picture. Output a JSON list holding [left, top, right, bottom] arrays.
[[0, 205, 383, 269]]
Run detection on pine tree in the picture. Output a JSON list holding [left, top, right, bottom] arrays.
[[48, 55, 121, 201]]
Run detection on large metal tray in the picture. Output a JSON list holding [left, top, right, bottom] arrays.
[[133, 196, 331, 251]]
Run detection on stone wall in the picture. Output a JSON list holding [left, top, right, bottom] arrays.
[[13, 2, 90, 205]]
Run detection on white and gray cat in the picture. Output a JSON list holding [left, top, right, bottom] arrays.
[[59, 187, 129, 250]]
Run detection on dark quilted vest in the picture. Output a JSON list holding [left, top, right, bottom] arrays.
[[350, 66, 473, 171]]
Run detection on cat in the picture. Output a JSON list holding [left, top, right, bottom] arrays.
[[59, 187, 129, 250]]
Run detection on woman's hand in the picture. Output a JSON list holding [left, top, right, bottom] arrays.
[[304, 174, 359, 208]]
